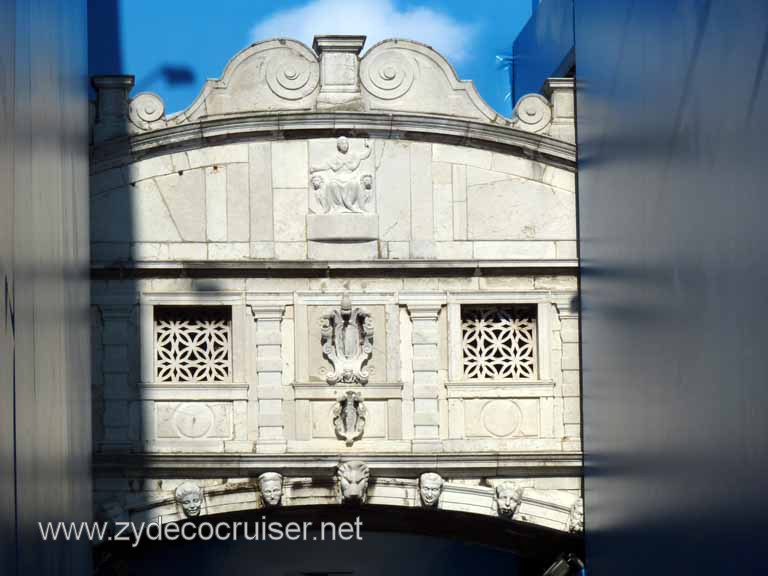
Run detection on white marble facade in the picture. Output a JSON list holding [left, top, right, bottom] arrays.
[[90, 35, 581, 533]]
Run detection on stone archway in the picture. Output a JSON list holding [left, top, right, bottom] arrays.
[[95, 505, 583, 576]]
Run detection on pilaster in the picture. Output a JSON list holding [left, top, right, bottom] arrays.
[[249, 304, 287, 453], [404, 301, 444, 452]]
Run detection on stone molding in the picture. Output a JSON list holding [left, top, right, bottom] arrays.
[[93, 451, 582, 476], [91, 111, 576, 173], [92, 260, 579, 278]]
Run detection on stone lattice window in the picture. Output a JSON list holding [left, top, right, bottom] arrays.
[[154, 306, 232, 382], [461, 305, 538, 380]]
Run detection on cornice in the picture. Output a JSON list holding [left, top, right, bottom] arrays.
[[93, 451, 583, 477], [91, 111, 577, 172], [91, 259, 579, 279]]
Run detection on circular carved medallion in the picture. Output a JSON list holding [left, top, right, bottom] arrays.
[[513, 94, 552, 133], [266, 54, 319, 100], [129, 92, 164, 128], [174, 403, 214, 438], [481, 400, 522, 437], [361, 51, 416, 100]]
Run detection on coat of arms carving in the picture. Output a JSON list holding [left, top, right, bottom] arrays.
[[320, 293, 374, 385], [332, 390, 367, 445]]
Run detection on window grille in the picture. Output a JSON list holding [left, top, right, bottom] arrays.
[[461, 305, 537, 380], [154, 306, 232, 382]]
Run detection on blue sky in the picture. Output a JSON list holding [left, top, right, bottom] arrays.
[[115, 0, 533, 116]]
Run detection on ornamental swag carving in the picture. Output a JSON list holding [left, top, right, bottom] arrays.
[[333, 391, 367, 445], [321, 294, 374, 385]]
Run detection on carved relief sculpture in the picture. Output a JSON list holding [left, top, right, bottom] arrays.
[[175, 482, 203, 518], [333, 391, 367, 445], [567, 497, 584, 533], [337, 460, 370, 504], [321, 293, 374, 384], [309, 137, 373, 214], [495, 482, 523, 519], [258, 472, 284, 507], [418, 472, 444, 508]]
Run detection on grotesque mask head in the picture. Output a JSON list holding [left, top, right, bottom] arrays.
[[337, 460, 370, 504], [311, 174, 324, 190], [360, 174, 373, 189], [568, 497, 584, 533], [258, 472, 284, 507], [175, 482, 203, 518], [495, 482, 523, 519], [336, 136, 350, 154], [419, 472, 444, 507]]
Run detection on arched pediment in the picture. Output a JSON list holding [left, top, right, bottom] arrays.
[[358, 38, 505, 123], [94, 34, 575, 146], [126, 35, 508, 130], [170, 39, 321, 125]]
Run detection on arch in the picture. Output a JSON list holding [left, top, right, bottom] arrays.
[[95, 504, 583, 575]]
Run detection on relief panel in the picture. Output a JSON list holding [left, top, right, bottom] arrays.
[[310, 399, 387, 439], [156, 402, 234, 439], [463, 398, 539, 438]]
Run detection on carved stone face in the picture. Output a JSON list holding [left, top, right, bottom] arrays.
[[419, 473, 443, 507], [568, 497, 584, 533], [336, 137, 349, 154], [337, 461, 370, 504], [175, 483, 203, 517], [360, 174, 372, 189], [495, 483, 522, 519], [259, 475, 283, 507], [311, 174, 323, 190]]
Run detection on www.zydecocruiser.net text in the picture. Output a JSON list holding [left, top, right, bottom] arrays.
[[39, 516, 364, 547]]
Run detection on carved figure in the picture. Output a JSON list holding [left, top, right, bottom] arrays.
[[258, 472, 284, 507], [419, 472, 444, 507], [333, 391, 367, 445], [567, 497, 584, 533], [337, 460, 370, 504], [175, 482, 203, 517], [321, 293, 374, 385], [495, 482, 523, 519], [310, 137, 373, 213]]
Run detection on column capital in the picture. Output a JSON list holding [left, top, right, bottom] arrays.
[[248, 304, 285, 321], [404, 302, 443, 320]]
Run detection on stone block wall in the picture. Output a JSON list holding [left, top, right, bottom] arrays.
[[89, 34, 581, 536], [91, 139, 576, 264]]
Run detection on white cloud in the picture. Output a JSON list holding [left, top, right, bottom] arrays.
[[250, 0, 475, 63]]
